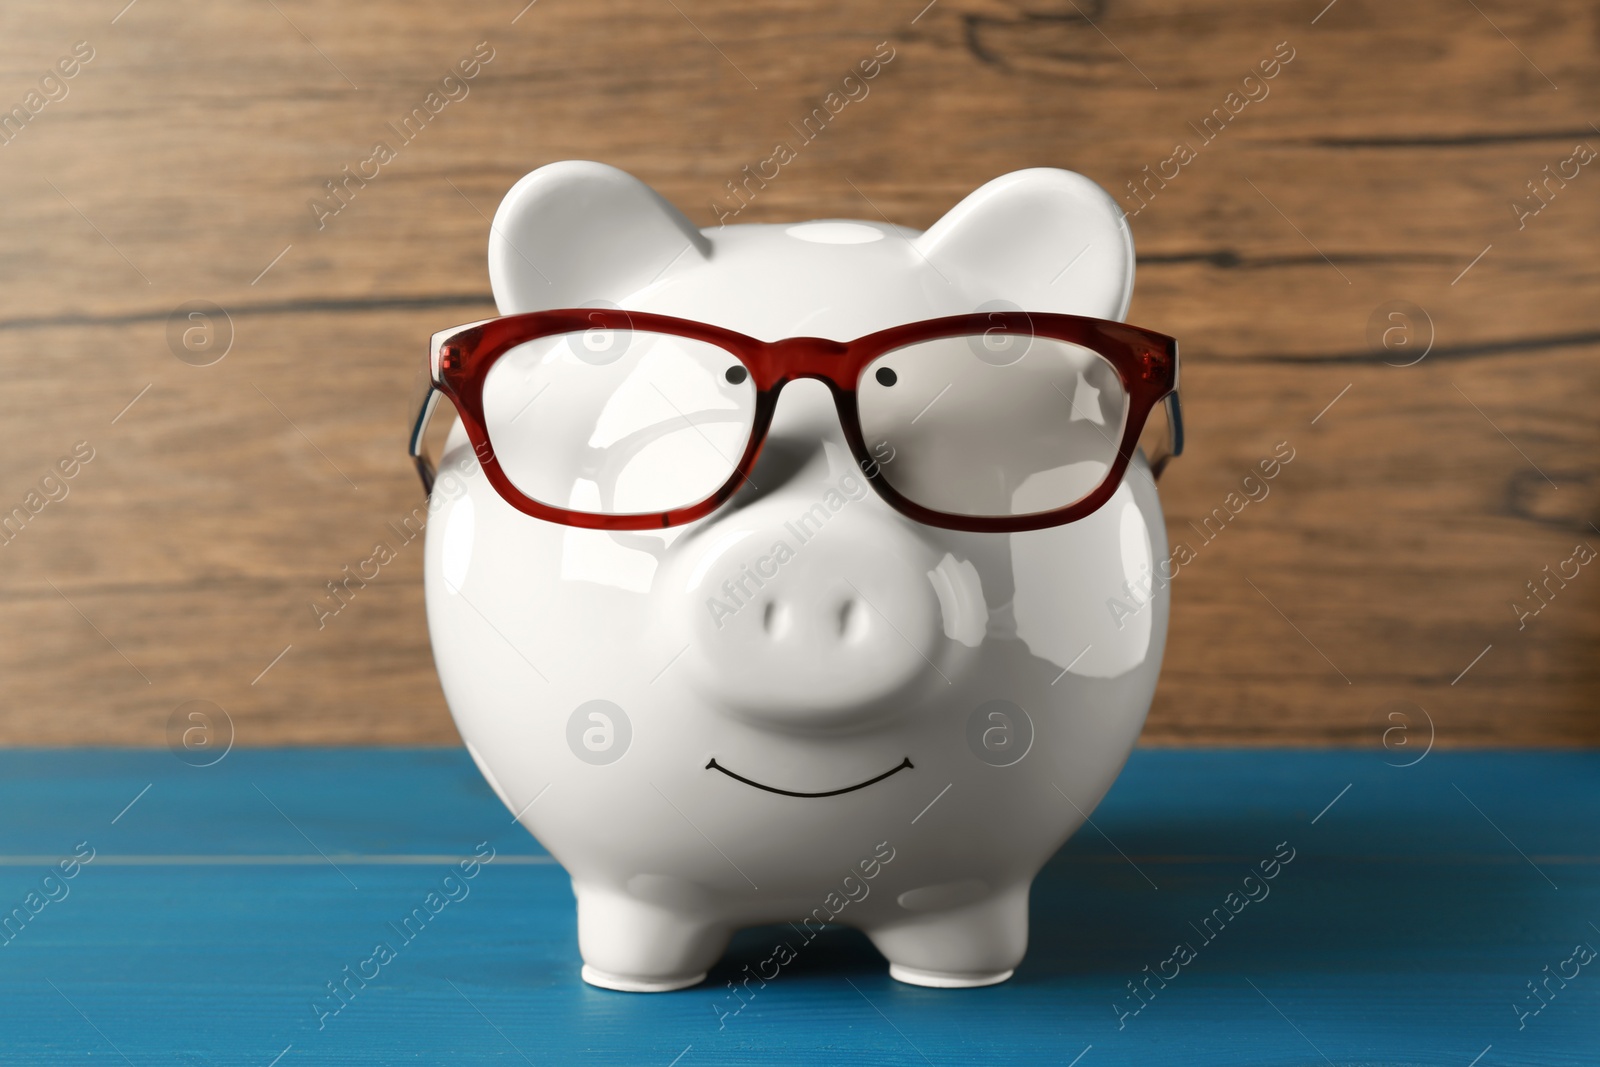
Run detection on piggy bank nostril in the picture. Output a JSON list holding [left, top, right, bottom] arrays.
[[761, 599, 791, 639], [836, 597, 869, 643]]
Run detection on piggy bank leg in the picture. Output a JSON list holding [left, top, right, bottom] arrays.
[[575, 884, 730, 992], [864, 883, 1029, 988]]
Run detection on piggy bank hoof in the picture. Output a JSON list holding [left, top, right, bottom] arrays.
[[581, 964, 708, 993], [889, 964, 1015, 989]]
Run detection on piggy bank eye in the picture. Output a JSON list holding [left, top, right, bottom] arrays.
[[875, 367, 898, 387]]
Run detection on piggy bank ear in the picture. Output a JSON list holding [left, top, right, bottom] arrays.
[[488, 161, 709, 314], [916, 168, 1134, 321]]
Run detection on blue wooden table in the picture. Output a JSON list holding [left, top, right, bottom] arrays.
[[1, 748, 1594, 1066]]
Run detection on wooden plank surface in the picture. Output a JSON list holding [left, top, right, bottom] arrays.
[[0, 1, 1597, 745], [0, 748, 1595, 1064]]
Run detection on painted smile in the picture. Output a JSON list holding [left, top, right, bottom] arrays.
[[705, 757, 913, 798]]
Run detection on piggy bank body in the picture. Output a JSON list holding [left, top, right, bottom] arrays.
[[424, 162, 1169, 991]]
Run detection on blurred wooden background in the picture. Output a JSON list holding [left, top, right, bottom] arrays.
[[0, 0, 1595, 747]]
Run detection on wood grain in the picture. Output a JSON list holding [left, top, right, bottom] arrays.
[[0, 0, 1595, 745]]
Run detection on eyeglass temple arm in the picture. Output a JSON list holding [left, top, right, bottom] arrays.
[[409, 388, 441, 495], [1147, 390, 1185, 480]]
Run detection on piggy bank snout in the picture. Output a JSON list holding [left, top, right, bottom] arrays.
[[672, 502, 947, 731]]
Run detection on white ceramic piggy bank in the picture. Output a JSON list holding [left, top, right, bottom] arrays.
[[419, 161, 1178, 992]]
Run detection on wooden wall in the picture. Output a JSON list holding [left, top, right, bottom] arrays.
[[1, 0, 1595, 746]]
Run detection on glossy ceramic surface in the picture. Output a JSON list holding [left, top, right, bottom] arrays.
[[423, 162, 1170, 991]]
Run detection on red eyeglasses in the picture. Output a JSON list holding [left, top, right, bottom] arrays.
[[410, 308, 1182, 533]]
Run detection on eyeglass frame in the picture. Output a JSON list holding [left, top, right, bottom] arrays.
[[410, 307, 1182, 534]]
